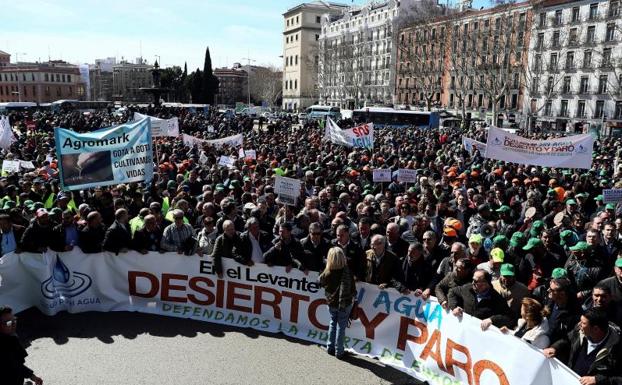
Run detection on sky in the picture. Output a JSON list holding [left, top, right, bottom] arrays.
[[1, 0, 489, 71]]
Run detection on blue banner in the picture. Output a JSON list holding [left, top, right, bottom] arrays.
[[55, 118, 153, 191]]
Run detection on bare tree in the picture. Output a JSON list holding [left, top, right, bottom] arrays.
[[395, 0, 451, 111], [249, 65, 283, 107]]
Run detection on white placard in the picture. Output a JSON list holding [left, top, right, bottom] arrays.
[[218, 156, 235, 168], [274, 176, 301, 204], [2, 160, 21, 173], [373, 168, 392, 183], [19, 160, 36, 170], [245, 150, 257, 160], [397, 168, 417, 183]]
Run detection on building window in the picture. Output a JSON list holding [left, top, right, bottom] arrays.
[[609, 1, 620, 16], [583, 50, 592, 68], [549, 53, 558, 70], [598, 75, 608, 93], [294, 79, 297, 89], [587, 26, 596, 43], [552, 30, 560, 47], [569, 28, 578, 44], [580, 76, 589, 93], [615, 101, 622, 119], [316, 16, 321, 23], [545, 100, 552, 115], [577, 100, 586, 117], [554, 10, 562, 25], [566, 52, 574, 69], [296, 16, 299, 24], [539, 12, 546, 27], [315, 34, 319, 41], [561, 100, 568, 116], [589, 3, 598, 19], [606, 23, 615, 41], [572, 7, 580, 22], [603, 48, 612, 66], [287, 19, 289, 27], [563, 76, 571, 93], [595, 100, 604, 117]]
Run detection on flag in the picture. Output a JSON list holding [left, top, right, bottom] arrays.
[[0, 116, 16, 151]]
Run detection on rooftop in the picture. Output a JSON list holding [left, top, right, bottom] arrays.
[[283, 1, 348, 16]]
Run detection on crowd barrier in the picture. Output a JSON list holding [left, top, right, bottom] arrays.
[[0, 250, 581, 385]]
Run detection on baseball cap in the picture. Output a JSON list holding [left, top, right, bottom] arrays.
[[510, 232, 526, 248], [443, 227, 457, 237], [530, 220, 545, 237], [469, 234, 483, 245], [490, 248, 505, 263], [569, 241, 590, 252], [615, 259, 622, 268], [35, 208, 48, 217], [551, 267, 568, 279], [565, 199, 577, 206], [523, 238, 543, 251], [606, 203, 616, 210], [595, 195, 604, 202], [496, 205, 511, 213], [500, 263, 515, 277]]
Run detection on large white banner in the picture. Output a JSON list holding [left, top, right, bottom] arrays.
[[182, 133, 243, 149], [324, 118, 374, 149], [462, 136, 487, 154], [0, 115, 16, 150], [0, 251, 581, 385], [485, 126, 593, 169], [134, 112, 179, 137]]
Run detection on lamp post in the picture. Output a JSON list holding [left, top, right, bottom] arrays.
[[13, 52, 27, 102], [241, 56, 256, 106]]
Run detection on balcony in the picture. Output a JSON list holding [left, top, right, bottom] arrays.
[[578, 88, 591, 96], [547, 65, 560, 73], [583, 39, 597, 47], [600, 61, 614, 69], [567, 39, 580, 48], [565, 64, 577, 73], [575, 112, 589, 119], [581, 64, 595, 71]]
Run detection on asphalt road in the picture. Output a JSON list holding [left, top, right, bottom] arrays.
[[16, 308, 420, 385]]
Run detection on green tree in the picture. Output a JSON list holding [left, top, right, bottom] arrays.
[[189, 69, 203, 104], [201, 46, 219, 104]]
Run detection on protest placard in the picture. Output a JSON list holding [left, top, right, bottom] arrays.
[[373, 169, 392, 183]]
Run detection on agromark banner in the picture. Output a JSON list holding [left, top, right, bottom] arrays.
[[484, 126, 593, 169], [54, 118, 153, 191], [0, 250, 580, 385]]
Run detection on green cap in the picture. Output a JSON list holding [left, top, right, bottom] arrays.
[[510, 232, 526, 248], [23, 199, 34, 208], [606, 203, 616, 210], [491, 248, 505, 263], [523, 238, 544, 251], [500, 263, 515, 276], [493, 234, 509, 247], [215, 183, 226, 192], [565, 199, 577, 205], [230, 180, 241, 188], [408, 187, 416, 193], [551, 267, 568, 279], [595, 195, 604, 201], [50, 207, 62, 215], [569, 241, 590, 252], [243, 176, 251, 182], [560, 230, 578, 246], [2, 200, 15, 210], [547, 189, 557, 196], [530, 220, 545, 237], [496, 205, 511, 213], [575, 193, 588, 199], [615, 259, 622, 268], [167, 180, 177, 189]]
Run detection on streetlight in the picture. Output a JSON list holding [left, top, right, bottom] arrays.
[[13, 52, 27, 102], [241, 56, 256, 106]]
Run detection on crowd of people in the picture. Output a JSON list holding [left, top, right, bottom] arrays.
[[2, 104, 622, 384]]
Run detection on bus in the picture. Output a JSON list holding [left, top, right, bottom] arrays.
[[352, 107, 440, 129], [306, 105, 341, 121], [0, 102, 38, 113], [51, 100, 113, 112]]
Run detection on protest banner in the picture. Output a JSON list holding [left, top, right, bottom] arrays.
[[54, 118, 153, 191], [134, 112, 179, 137], [274, 176, 301, 205], [2, 160, 20, 173], [373, 169, 392, 183], [485, 126, 593, 169], [182, 133, 243, 149], [462, 136, 487, 153], [0, 250, 581, 385], [603, 189, 622, 204], [19, 160, 35, 170], [325, 118, 374, 149], [245, 149, 257, 160], [397, 168, 417, 183]]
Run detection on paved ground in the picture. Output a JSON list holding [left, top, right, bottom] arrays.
[[17, 308, 420, 385]]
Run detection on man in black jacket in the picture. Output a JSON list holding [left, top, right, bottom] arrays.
[[0, 306, 43, 385], [0, 214, 24, 255], [544, 309, 622, 385], [263, 222, 305, 273], [103, 209, 131, 254], [211, 219, 244, 275], [21, 208, 54, 252], [300, 222, 330, 272], [435, 258, 473, 309], [331, 224, 364, 279], [132, 214, 163, 254], [50, 210, 80, 252], [449, 269, 515, 330], [238, 217, 273, 266], [79, 211, 106, 253], [398, 242, 435, 297]]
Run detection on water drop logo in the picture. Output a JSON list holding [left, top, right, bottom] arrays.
[[41, 256, 92, 299], [575, 144, 587, 154], [492, 136, 503, 146]]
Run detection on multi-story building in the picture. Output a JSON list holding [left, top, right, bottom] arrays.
[[0, 51, 10, 67], [396, 1, 532, 126], [282, 1, 347, 111], [89, 57, 116, 101], [525, 0, 621, 133], [319, 0, 400, 109], [0, 59, 86, 103], [214, 65, 248, 106], [112, 58, 153, 103]]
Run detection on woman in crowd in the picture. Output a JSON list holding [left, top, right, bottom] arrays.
[[318, 247, 357, 359], [501, 297, 550, 349]]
